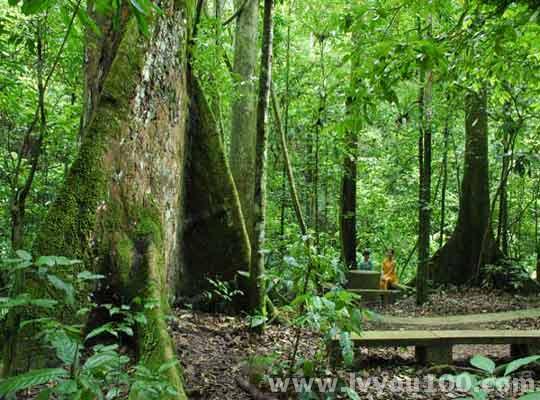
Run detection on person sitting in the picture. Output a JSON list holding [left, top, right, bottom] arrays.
[[380, 248, 398, 290], [358, 250, 373, 271]]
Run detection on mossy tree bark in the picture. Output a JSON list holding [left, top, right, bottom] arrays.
[[230, 0, 259, 245], [431, 90, 499, 285], [250, 0, 274, 315], [2, 2, 192, 398]]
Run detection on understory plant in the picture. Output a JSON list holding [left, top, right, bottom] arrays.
[[0, 251, 178, 399], [440, 354, 540, 400]]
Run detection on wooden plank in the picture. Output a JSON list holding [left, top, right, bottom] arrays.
[[347, 330, 540, 347], [375, 308, 540, 327]]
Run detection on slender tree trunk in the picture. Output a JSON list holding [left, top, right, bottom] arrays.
[[497, 154, 510, 256], [338, 29, 360, 269], [9, 21, 47, 251], [250, 0, 274, 315], [534, 178, 540, 282], [417, 17, 432, 305], [271, 90, 307, 236], [279, 9, 292, 240], [439, 111, 450, 249], [230, 0, 259, 245], [431, 89, 499, 284], [339, 81, 358, 269]]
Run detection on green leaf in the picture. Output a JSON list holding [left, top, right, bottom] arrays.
[[505, 355, 540, 376], [0, 368, 68, 395], [21, 0, 48, 15], [16, 249, 32, 261], [158, 359, 180, 373], [77, 271, 105, 281], [76, 8, 101, 36], [36, 388, 53, 400], [85, 323, 117, 341], [339, 331, 354, 367], [48, 330, 80, 365], [249, 315, 267, 328], [83, 352, 120, 370], [129, 0, 147, 14], [343, 386, 361, 400], [47, 275, 75, 305], [470, 355, 496, 374], [36, 256, 57, 267]]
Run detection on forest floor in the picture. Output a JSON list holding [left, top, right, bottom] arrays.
[[172, 287, 540, 400]]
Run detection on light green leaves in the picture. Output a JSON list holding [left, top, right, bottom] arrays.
[[504, 355, 540, 376], [0, 368, 68, 396], [470, 355, 496, 374]]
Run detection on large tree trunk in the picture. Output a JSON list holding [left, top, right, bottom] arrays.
[[3, 1, 249, 395], [431, 90, 498, 284], [2, 5, 190, 395], [230, 0, 259, 245]]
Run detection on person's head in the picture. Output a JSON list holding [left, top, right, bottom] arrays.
[[363, 250, 370, 261], [386, 248, 395, 259]]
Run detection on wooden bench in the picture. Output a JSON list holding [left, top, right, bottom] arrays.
[[332, 330, 540, 365]]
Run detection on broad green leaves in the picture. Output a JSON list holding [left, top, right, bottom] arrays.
[[0, 368, 69, 396], [470, 355, 496, 374]]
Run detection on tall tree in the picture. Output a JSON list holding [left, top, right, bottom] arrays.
[[3, 2, 251, 396], [416, 17, 433, 305], [250, 0, 274, 315], [432, 89, 499, 284], [339, 69, 359, 270], [230, 0, 259, 244]]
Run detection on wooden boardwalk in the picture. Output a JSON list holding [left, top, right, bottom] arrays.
[[333, 329, 540, 365], [350, 330, 540, 346], [372, 307, 540, 327]]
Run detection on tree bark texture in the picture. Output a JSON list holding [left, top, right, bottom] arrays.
[[431, 90, 498, 285], [3, 1, 251, 396], [250, 0, 273, 315], [230, 0, 259, 245]]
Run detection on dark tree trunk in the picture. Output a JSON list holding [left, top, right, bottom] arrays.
[[339, 116, 357, 269], [183, 75, 251, 296], [431, 90, 499, 285], [339, 46, 359, 270], [417, 66, 432, 305], [439, 113, 449, 250]]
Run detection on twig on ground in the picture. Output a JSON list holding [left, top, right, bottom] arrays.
[[235, 376, 279, 400]]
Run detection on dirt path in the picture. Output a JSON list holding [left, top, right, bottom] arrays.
[[170, 289, 540, 399]]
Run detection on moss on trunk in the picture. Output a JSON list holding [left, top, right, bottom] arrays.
[[3, 3, 191, 398]]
